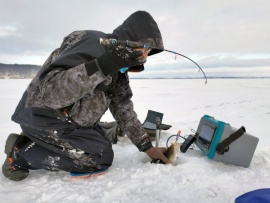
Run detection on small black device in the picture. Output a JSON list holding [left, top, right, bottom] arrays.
[[180, 134, 197, 153]]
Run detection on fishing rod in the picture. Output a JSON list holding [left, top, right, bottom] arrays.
[[99, 38, 207, 84]]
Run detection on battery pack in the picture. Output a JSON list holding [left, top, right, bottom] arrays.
[[180, 135, 196, 153]]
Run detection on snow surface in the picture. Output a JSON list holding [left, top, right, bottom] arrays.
[[0, 79, 269, 203]]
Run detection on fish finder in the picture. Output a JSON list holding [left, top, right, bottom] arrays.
[[194, 115, 259, 167]]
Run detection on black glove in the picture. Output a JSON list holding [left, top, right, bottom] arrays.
[[97, 45, 146, 76]]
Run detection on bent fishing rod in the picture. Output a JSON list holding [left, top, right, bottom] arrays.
[[99, 38, 207, 84]]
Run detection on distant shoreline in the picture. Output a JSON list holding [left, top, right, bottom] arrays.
[[1, 63, 270, 80]]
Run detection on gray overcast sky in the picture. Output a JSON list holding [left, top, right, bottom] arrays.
[[1, 0, 270, 77]]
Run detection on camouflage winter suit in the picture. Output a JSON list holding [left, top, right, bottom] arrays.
[[11, 11, 164, 172]]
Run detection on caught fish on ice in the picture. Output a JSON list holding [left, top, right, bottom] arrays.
[[164, 142, 180, 165], [151, 142, 180, 165]]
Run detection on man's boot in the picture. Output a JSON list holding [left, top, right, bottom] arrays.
[[2, 133, 30, 181]]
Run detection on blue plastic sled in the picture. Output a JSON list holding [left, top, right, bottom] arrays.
[[70, 169, 108, 179], [235, 188, 270, 203]]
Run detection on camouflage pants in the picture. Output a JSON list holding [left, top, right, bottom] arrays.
[[18, 125, 114, 172]]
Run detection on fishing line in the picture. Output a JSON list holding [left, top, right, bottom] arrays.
[[166, 134, 185, 147], [153, 48, 207, 84], [99, 38, 208, 84], [166, 133, 195, 150]]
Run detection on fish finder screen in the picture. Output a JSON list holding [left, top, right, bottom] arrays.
[[198, 124, 216, 146]]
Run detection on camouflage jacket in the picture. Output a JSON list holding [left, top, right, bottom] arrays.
[[12, 11, 164, 152]]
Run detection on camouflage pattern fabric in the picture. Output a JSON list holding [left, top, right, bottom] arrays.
[[22, 32, 148, 149]]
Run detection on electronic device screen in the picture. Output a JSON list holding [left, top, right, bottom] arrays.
[[198, 123, 216, 147]]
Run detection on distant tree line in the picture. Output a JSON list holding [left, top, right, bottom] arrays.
[[0, 63, 41, 79]]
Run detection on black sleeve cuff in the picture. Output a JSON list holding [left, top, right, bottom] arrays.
[[85, 60, 105, 77], [136, 137, 153, 152]]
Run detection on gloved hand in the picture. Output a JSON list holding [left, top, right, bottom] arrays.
[[145, 147, 170, 164], [97, 45, 146, 76]]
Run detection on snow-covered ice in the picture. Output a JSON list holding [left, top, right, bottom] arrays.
[[0, 78, 269, 203]]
